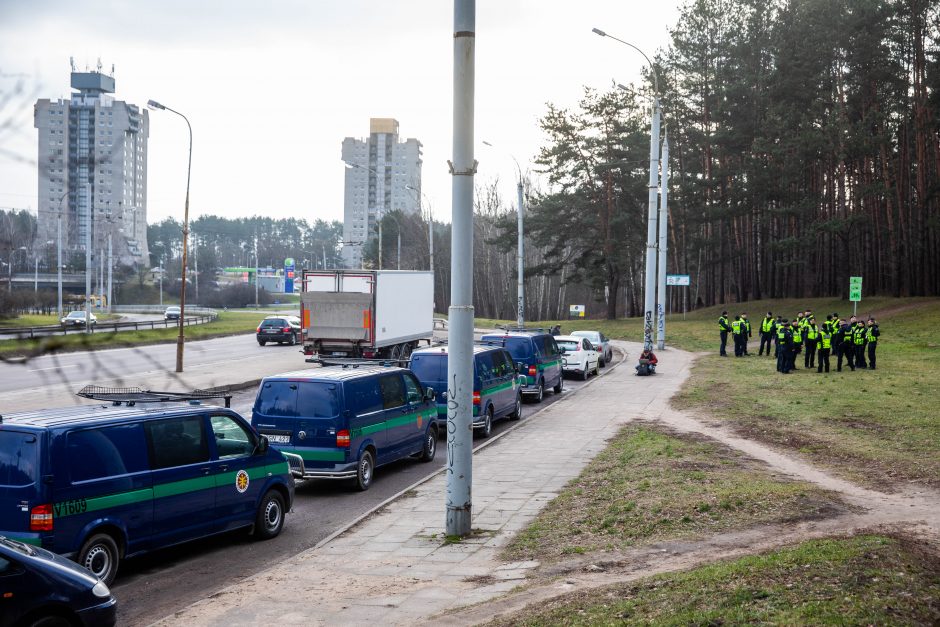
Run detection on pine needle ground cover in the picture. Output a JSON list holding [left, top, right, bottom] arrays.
[[491, 535, 940, 626], [502, 425, 845, 563]]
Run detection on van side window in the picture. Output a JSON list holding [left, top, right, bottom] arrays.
[[476, 351, 495, 380], [547, 337, 561, 355], [379, 374, 406, 410], [255, 381, 298, 417], [403, 373, 422, 404], [495, 350, 513, 376], [145, 416, 210, 470], [210, 415, 256, 459], [68, 425, 149, 482], [345, 378, 383, 415]]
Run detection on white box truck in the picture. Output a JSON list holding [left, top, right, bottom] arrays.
[[300, 269, 433, 360]]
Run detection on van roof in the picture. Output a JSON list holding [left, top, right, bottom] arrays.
[[263, 365, 408, 383], [0, 403, 230, 430], [480, 332, 542, 340], [412, 344, 505, 356]]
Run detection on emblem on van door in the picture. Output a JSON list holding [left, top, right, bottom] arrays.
[[235, 470, 250, 493]]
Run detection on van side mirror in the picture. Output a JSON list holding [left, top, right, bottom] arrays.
[[257, 435, 270, 455], [425, 387, 435, 401]]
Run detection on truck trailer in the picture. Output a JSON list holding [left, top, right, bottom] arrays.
[[300, 269, 433, 360]]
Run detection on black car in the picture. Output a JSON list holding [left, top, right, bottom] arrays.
[[257, 315, 302, 346], [0, 536, 116, 627]]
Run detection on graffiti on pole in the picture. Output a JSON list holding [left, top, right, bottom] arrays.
[[644, 310, 654, 351]]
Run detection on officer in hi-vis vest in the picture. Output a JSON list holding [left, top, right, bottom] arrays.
[[866, 318, 880, 369], [759, 312, 775, 357], [718, 311, 731, 357], [817, 325, 832, 373]]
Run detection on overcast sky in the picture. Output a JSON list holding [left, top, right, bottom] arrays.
[[0, 0, 680, 226]]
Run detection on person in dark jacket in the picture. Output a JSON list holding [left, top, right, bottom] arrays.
[[837, 317, 856, 372], [718, 311, 731, 357], [866, 318, 880, 369], [741, 313, 752, 355]]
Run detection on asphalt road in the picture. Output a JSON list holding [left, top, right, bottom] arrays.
[[0, 313, 173, 341], [112, 350, 623, 626]]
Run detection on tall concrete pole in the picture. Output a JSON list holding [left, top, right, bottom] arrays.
[[84, 193, 92, 334], [657, 134, 670, 350], [446, 0, 476, 538], [643, 98, 661, 351], [56, 214, 62, 317], [517, 180, 524, 327], [107, 231, 112, 313]]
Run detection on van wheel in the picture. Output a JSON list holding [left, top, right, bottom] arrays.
[[258, 340, 266, 346], [420, 427, 437, 461], [78, 533, 120, 585], [354, 450, 374, 491], [479, 407, 493, 438], [254, 490, 285, 540], [534, 381, 544, 403], [26, 616, 72, 627], [553, 376, 564, 394], [509, 395, 522, 420]]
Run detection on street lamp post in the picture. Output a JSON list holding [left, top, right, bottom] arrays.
[[54, 191, 68, 317], [148, 99, 193, 372], [593, 27, 662, 351], [405, 184, 434, 304], [482, 141, 525, 328]]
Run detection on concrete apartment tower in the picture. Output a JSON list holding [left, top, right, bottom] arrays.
[[341, 118, 422, 269], [35, 61, 149, 270]]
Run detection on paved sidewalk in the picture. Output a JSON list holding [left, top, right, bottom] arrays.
[[154, 341, 694, 626]]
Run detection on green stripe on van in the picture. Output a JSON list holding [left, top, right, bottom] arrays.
[[482, 380, 514, 394], [55, 462, 291, 519]]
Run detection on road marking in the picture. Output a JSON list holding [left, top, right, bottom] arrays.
[[28, 364, 78, 373]]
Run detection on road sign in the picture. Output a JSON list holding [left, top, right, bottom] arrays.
[[569, 304, 585, 319], [666, 274, 690, 286], [849, 276, 862, 302]]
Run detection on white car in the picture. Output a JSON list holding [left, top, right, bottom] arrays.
[[555, 334, 599, 380], [570, 330, 613, 366], [60, 311, 97, 326], [164, 306, 182, 321]]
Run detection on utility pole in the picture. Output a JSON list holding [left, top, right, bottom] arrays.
[[56, 213, 62, 317], [84, 192, 92, 334], [446, 0, 476, 538], [107, 232, 112, 313], [516, 179, 524, 327], [643, 101, 662, 351], [33, 257, 38, 292], [193, 234, 199, 303], [378, 212, 383, 270], [657, 134, 669, 350], [254, 234, 259, 307]]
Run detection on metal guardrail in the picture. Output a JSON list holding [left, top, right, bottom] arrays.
[[0, 312, 218, 340]]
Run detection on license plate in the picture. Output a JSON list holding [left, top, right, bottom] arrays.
[[265, 434, 291, 444], [332, 351, 347, 357]]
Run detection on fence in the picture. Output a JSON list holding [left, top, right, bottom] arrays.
[[0, 309, 218, 340]]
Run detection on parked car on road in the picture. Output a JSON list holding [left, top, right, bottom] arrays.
[[479, 329, 564, 403], [0, 400, 294, 585], [570, 330, 613, 366], [257, 315, 301, 346], [60, 311, 97, 327], [164, 305, 181, 321], [556, 335, 600, 380], [0, 535, 116, 627], [410, 344, 524, 437], [252, 365, 438, 491]]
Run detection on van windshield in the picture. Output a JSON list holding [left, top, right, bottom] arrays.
[[0, 431, 38, 487], [410, 354, 445, 382]]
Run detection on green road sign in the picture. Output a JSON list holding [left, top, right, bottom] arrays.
[[849, 276, 862, 302]]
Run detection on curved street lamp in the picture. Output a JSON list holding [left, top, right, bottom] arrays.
[[592, 27, 663, 351], [148, 99, 192, 372]]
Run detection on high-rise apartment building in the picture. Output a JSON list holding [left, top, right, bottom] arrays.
[[341, 118, 422, 269], [35, 64, 149, 268]]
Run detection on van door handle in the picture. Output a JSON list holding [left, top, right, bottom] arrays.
[[218, 465, 229, 472], [200, 467, 211, 475]]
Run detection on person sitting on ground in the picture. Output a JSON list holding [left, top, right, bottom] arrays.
[[635, 348, 658, 376]]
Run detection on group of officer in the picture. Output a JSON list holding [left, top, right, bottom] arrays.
[[718, 310, 881, 374]]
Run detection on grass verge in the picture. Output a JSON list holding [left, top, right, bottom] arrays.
[[670, 298, 940, 489], [502, 424, 845, 563], [0, 311, 264, 358], [490, 534, 940, 626]]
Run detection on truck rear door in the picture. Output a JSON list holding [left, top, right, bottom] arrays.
[[0, 430, 42, 545]]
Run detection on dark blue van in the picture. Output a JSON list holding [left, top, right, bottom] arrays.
[[409, 344, 524, 437], [251, 366, 438, 491], [0, 404, 294, 585], [479, 331, 564, 402]]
